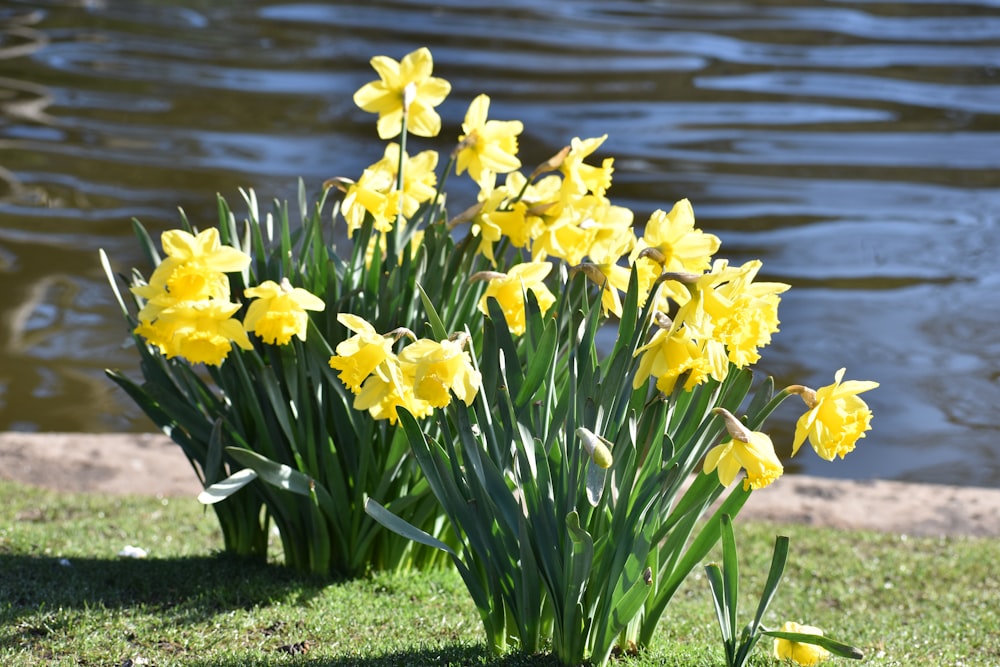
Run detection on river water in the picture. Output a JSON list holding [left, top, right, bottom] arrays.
[[2, 0, 999, 486]]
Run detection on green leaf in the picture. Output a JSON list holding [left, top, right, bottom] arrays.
[[720, 514, 739, 640], [197, 468, 259, 505], [364, 497, 457, 557], [225, 447, 312, 496], [762, 630, 865, 660], [750, 535, 790, 633]]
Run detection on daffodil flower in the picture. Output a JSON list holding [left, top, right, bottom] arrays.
[[243, 279, 325, 346], [560, 135, 614, 198], [455, 94, 524, 190], [147, 300, 252, 366], [773, 622, 831, 666], [475, 261, 556, 336], [789, 368, 879, 461], [398, 335, 481, 408], [353, 47, 451, 139], [704, 407, 783, 490], [328, 314, 396, 394]]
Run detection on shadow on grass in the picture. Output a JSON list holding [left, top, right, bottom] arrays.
[[182, 645, 566, 667], [0, 551, 326, 625]]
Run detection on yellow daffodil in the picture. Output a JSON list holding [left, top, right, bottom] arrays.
[[243, 279, 326, 346], [789, 368, 879, 461], [340, 163, 397, 235], [475, 261, 556, 335], [328, 314, 396, 394], [560, 135, 614, 198], [131, 228, 250, 318], [773, 622, 830, 666], [354, 355, 433, 424], [398, 335, 481, 408], [673, 259, 789, 379], [455, 94, 524, 189], [143, 300, 252, 366], [630, 199, 720, 306], [704, 407, 783, 490], [575, 225, 636, 318], [633, 318, 712, 395], [377, 143, 440, 218], [353, 47, 451, 139]]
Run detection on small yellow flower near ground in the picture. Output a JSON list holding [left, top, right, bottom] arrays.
[[353, 46, 451, 139], [773, 622, 831, 666], [243, 279, 325, 346], [790, 368, 879, 461], [476, 261, 556, 335], [328, 314, 396, 394], [455, 94, 524, 190], [704, 407, 783, 490]]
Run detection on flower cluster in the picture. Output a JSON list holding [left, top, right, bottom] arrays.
[[132, 228, 325, 366], [111, 44, 878, 666], [328, 314, 480, 424]]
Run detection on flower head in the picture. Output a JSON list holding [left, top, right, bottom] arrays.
[[142, 299, 252, 366], [704, 407, 783, 490], [476, 261, 556, 335], [773, 622, 830, 666], [790, 368, 879, 460], [455, 94, 524, 189], [243, 279, 326, 346], [328, 314, 396, 394], [399, 334, 481, 408], [353, 47, 451, 139]]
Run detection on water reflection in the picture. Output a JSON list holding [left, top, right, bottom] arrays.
[[1, 0, 999, 486]]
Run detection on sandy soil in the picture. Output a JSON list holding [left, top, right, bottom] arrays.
[[2, 432, 998, 538]]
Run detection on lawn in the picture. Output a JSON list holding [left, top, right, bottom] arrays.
[[2, 480, 997, 666]]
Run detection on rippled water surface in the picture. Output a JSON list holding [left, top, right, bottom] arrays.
[[2, 0, 999, 486]]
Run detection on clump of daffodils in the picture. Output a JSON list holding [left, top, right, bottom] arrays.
[[114, 45, 878, 667]]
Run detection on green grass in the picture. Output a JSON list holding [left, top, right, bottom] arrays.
[[2, 481, 998, 666]]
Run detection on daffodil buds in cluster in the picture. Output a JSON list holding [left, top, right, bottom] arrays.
[[576, 427, 614, 469]]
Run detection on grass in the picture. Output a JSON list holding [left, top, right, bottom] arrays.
[[2, 481, 998, 667]]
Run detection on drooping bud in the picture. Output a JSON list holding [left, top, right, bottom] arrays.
[[387, 326, 417, 343], [322, 176, 355, 193], [469, 270, 508, 283], [784, 384, 818, 409], [653, 311, 673, 330], [577, 427, 613, 469], [529, 145, 571, 180], [712, 407, 754, 444], [447, 201, 484, 229]]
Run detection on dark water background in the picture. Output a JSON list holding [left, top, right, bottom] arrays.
[[2, 0, 999, 486]]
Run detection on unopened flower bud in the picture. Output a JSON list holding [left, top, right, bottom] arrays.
[[712, 407, 754, 444], [529, 145, 571, 180], [785, 384, 818, 409], [577, 427, 613, 468]]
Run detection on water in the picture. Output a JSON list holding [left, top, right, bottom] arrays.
[[2, 0, 999, 486]]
